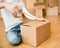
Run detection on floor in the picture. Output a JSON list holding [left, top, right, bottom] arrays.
[[0, 15, 60, 48]]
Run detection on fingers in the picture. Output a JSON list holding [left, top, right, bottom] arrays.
[[39, 18, 47, 21], [12, 5, 22, 18], [36, 18, 48, 22], [13, 5, 22, 13]]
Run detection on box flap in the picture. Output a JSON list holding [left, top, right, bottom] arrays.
[[22, 21, 50, 27]]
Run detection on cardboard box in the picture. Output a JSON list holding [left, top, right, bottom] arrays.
[[34, 2, 46, 18], [46, 7, 58, 16], [35, 9, 43, 18], [37, 0, 44, 3], [25, 0, 36, 9], [45, 0, 58, 7], [49, 0, 58, 7], [27, 8, 35, 16], [34, 2, 46, 9], [44, 0, 48, 7], [21, 21, 51, 47]]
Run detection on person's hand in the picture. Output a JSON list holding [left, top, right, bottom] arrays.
[[36, 18, 47, 21], [4, 3, 22, 18]]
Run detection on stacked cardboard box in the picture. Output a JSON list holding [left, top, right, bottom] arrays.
[[46, 7, 58, 16], [24, 0, 36, 9], [37, 0, 44, 3], [35, 9, 43, 18], [27, 8, 35, 16], [34, 2, 45, 9], [34, 2, 46, 18], [45, 0, 58, 16], [45, 0, 58, 7], [49, 0, 58, 7], [21, 21, 51, 47]]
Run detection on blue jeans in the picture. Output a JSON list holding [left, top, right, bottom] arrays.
[[6, 23, 23, 45]]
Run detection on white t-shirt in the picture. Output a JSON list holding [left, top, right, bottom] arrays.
[[0, 0, 37, 32]]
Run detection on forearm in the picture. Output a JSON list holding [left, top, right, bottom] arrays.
[[19, 1, 37, 20], [23, 9, 37, 20]]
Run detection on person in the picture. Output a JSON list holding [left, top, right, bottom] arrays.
[[0, 0, 47, 45]]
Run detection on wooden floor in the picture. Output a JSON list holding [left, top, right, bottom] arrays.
[[0, 15, 60, 48]]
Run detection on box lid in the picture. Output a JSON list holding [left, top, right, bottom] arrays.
[[23, 21, 50, 27]]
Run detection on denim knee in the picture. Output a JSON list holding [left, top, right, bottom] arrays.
[[6, 23, 23, 45], [7, 36, 22, 45], [6, 31, 22, 45]]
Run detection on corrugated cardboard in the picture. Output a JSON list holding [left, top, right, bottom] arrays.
[[34, 2, 46, 9], [27, 8, 35, 16], [35, 9, 43, 18], [37, 0, 44, 3], [25, 0, 36, 9], [44, 0, 48, 7], [21, 21, 51, 47], [46, 7, 58, 16], [49, 0, 58, 7], [34, 2, 46, 18], [45, 0, 58, 7]]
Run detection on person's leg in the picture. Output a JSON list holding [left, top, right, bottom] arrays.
[[6, 23, 22, 45]]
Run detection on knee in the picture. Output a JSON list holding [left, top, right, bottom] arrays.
[[6, 29, 22, 45], [7, 37, 22, 45]]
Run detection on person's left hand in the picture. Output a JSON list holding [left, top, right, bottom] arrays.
[[36, 18, 47, 21]]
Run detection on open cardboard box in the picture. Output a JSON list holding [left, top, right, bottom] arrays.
[[21, 21, 51, 47]]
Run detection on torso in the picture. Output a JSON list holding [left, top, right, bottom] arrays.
[[1, 0, 23, 31]]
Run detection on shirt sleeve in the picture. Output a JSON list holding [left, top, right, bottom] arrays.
[[19, 0, 37, 20]]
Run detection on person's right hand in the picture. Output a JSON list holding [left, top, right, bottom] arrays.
[[4, 3, 22, 18]]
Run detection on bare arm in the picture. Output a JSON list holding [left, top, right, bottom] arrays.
[[19, 0, 47, 21]]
